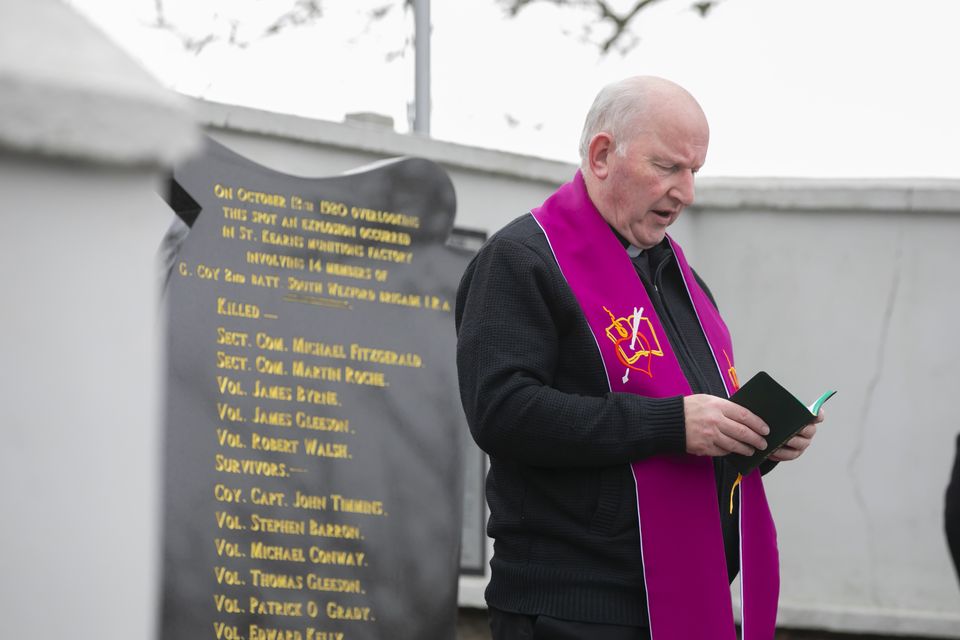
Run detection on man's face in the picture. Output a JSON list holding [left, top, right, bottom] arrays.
[[602, 108, 709, 249]]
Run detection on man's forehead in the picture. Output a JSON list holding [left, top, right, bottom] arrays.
[[637, 129, 708, 165], [628, 99, 707, 141]]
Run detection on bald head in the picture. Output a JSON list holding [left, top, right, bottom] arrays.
[[578, 76, 710, 249], [578, 76, 708, 165]]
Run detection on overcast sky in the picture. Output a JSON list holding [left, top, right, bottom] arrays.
[[67, 0, 960, 179]]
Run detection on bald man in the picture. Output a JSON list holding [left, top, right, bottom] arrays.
[[456, 77, 820, 639]]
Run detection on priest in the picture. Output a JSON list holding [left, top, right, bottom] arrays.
[[455, 76, 822, 639]]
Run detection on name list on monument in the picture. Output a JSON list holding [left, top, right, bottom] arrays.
[[161, 140, 467, 640]]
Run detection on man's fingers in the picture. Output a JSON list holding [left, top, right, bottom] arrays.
[[798, 423, 817, 439], [785, 432, 814, 451], [723, 404, 769, 437], [781, 424, 816, 451], [769, 445, 791, 461], [722, 406, 820, 463], [716, 432, 755, 457], [684, 395, 781, 458], [720, 416, 767, 452], [783, 438, 804, 451]]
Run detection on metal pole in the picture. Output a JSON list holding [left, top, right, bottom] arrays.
[[413, 0, 430, 135]]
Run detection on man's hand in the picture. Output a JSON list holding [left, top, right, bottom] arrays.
[[684, 394, 769, 457], [767, 410, 824, 462]]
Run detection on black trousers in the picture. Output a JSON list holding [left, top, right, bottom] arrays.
[[489, 607, 649, 640]]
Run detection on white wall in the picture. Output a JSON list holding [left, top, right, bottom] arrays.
[[0, 155, 177, 640], [0, 2, 197, 639], [689, 184, 960, 636]]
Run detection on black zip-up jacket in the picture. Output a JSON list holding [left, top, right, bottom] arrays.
[[455, 213, 753, 627]]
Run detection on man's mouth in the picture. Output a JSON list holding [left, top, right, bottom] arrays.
[[652, 209, 676, 220]]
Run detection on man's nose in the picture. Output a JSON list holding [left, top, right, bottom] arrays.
[[670, 169, 696, 206]]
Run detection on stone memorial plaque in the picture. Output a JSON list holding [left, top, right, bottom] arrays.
[[160, 139, 471, 640]]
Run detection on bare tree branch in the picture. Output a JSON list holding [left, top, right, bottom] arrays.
[[359, 0, 414, 62], [498, 0, 722, 53], [147, 0, 212, 53], [150, 0, 722, 57], [262, 0, 323, 38], [149, 0, 327, 54], [152, 0, 168, 27]]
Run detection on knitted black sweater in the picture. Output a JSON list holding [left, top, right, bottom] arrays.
[[455, 213, 751, 626]]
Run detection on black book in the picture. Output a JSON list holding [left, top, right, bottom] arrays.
[[726, 371, 836, 475]]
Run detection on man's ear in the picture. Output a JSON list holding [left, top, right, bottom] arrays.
[[587, 133, 614, 180]]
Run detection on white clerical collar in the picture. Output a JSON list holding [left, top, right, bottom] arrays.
[[626, 245, 644, 258]]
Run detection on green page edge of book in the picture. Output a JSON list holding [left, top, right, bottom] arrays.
[[807, 389, 837, 415]]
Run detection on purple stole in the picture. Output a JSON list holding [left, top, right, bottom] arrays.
[[531, 172, 779, 639]]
